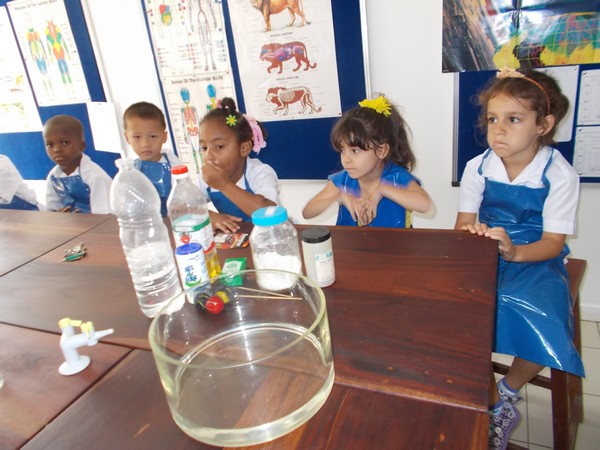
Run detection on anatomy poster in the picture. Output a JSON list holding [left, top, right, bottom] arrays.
[[0, 7, 42, 133], [143, 0, 236, 171], [8, 0, 90, 106], [228, 0, 341, 122], [443, 0, 599, 72]]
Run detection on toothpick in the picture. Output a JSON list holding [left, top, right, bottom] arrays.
[[236, 286, 295, 298], [240, 294, 302, 301]]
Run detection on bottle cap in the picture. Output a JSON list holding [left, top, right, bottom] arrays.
[[251, 206, 288, 226], [171, 165, 189, 175], [175, 242, 202, 255], [301, 227, 331, 244]]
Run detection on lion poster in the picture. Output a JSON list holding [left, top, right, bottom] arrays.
[[228, 0, 341, 121]]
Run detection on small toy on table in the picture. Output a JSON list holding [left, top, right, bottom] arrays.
[[58, 318, 114, 375]]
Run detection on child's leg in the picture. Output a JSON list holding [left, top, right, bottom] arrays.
[[505, 357, 544, 391]]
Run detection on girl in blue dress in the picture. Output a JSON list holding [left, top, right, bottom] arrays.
[[302, 95, 431, 227], [455, 69, 584, 450]]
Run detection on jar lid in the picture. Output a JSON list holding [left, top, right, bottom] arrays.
[[171, 165, 189, 176], [251, 206, 288, 226], [301, 227, 331, 243], [175, 242, 202, 255]]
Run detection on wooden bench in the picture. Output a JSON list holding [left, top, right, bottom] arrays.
[[496, 258, 586, 450]]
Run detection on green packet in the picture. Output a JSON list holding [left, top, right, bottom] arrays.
[[221, 257, 247, 286]]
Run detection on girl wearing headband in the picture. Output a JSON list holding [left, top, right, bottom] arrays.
[[455, 69, 584, 450], [303, 95, 431, 227], [198, 97, 279, 231]]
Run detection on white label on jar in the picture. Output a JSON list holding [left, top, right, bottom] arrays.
[[314, 249, 335, 284], [172, 214, 214, 252], [174, 246, 209, 289]]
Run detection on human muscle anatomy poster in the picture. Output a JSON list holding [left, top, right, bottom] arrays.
[[8, 0, 90, 106], [143, 0, 237, 175], [228, 0, 341, 121]]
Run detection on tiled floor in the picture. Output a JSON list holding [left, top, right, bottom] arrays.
[[495, 320, 600, 449]]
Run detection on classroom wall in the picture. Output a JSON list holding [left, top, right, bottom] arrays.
[[14, 0, 600, 320]]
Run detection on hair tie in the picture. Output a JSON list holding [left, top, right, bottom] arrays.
[[358, 95, 392, 117], [244, 114, 267, 153], [496, 67, 551, 115]]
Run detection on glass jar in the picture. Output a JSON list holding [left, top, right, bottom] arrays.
[[301, 227, 335, 287], [250, 206, 302, 290]]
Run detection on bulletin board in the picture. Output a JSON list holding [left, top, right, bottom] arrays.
[[452, 64, 600, 186], [148, 0, 369, 180], [0, 0, 120, 180]]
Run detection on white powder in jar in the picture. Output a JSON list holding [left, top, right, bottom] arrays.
[[253, 252, 302, 290]]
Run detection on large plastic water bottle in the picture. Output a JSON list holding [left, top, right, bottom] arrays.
[[110, 158, 184, 318], [167, 165, 221, 289]]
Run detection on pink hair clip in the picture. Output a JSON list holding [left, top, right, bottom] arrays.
[[244, 114, 267, 153]]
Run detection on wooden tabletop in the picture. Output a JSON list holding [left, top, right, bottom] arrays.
[[0, 211, 499, 449]]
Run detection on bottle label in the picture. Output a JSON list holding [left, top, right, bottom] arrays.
[[314, 250, 335, 284], [172, 216, 215, 253], [174, 243, 209, 288]]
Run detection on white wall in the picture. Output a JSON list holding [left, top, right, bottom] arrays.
[[75, 0, 598, 319]]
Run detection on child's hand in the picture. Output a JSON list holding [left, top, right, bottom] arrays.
[[59, 205, 80, 213], [340, 192, 372, 226], [460, 222, 489, 235], [483, 226, 515, 261], [210, 212, 242, 233], [202, 161, 230, 191]]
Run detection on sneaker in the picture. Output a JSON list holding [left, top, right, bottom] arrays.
[[497, 378, 523, 405], [488, 401, 521, 450]]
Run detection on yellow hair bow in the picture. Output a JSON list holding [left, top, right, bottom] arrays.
[[358, 95, 392, 117]]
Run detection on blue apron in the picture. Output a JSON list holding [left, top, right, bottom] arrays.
[[50, 174, 91, 213], [478, 148, 584, 376], [135, 155, 173, 217], [207, 165, 253, 222], [0, 196, 39, 211]]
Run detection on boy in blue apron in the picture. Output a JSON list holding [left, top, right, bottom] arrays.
[[123, 102, 182, 217], [0, 155, 39, 211], [455, 69, 584, 450], [302, 95, 431, 226], [197, 97, 279, 232], [43, 115, 112, 214]]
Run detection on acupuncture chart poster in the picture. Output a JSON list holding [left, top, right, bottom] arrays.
[[8, 0, 90, 106], [143, 0, 237, 176], [0, 6, 42, 133], [228, 0, 341, 122]]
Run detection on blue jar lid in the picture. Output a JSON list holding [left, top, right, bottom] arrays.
[[175, 242, 202, 255], [251, 206, 288, 226]]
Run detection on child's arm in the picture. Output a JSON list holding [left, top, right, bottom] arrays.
[[302, 181, 340, 219], [377, 180, 432, 214]]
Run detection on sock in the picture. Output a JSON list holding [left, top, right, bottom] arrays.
[[498, 378, 520, 400], [489, 399, 504, 415]]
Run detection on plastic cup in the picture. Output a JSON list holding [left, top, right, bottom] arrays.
[[148, 269, 334, 447]]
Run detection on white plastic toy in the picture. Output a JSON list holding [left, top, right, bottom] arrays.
[[58, 318, 114, 376]]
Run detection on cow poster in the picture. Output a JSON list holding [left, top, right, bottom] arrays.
[[228, 0, 341, 121]]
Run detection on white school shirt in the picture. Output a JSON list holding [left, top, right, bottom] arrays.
[[45, 153, 113, 214], [196, 157, 280, 204], [458, 146, 579, 235], [0, 155, 38, 206]]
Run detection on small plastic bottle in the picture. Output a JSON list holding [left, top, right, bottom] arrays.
[[110, 158, 184, 318], [301, 227, 336, 287], [167, 165, 221, 289], [250, 206, 302, 290]]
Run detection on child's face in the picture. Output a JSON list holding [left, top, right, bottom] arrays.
[[44, 124, 85, 175], [338, 141, 386, 181], [487, 94, 547, 165], [199, 119, 249, 180], [124, 116, 168, 162]]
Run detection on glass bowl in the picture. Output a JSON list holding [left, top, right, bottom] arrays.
[[148, 269, 334, 447]]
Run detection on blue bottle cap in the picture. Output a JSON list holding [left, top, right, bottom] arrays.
[[175, 242, 202, 255], [251, 206, 288, 226]]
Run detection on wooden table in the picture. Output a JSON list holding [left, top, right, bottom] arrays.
[[0, 210, 498, 449]]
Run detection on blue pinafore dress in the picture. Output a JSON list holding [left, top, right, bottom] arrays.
[[478, 149, 584, 376], [50, 174, 91, 213], [134, 154, 173, 217], [207, 164, 254, 222], [0, 196, 39, 211]]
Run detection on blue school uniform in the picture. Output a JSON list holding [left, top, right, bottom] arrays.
[[0, 196, 39, 211], [134, 154, 175, 217], [478, 149, 584, 377], [329, 163, 416, 227], [50, 174, 91, 213]]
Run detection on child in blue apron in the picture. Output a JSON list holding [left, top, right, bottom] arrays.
[[123, 102, 182, 217], [197, 97, 279, 232], [0, 155, 39, 211], [302, 95, 431, 226], [43, 115, 112, 214], [455, 69, 584, 450]]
